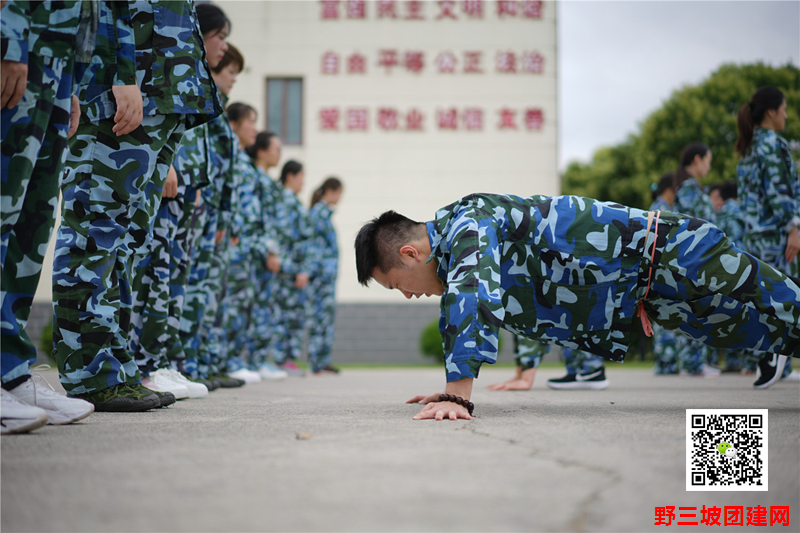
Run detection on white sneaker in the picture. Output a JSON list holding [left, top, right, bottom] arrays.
[[1, 389, 49, 434], [9, 374, 94, 425], [160, 368, 208, 398], [781, 369, 800, 382], [228, 368, 262, 384], [702, 366, 721, 378], [142, 370, 190, 400], [258, 363, 288, 381]]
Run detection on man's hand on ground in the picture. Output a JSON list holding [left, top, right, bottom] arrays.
[[413, 401, 472, 421], [408, 377, 474, 421], [406, 392, 441, 405], [1, 60, 27, 109]]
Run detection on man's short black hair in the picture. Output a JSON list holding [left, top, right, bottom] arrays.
[[355, 211, 424, 286]]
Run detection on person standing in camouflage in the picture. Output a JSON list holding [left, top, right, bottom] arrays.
[[247, 132, 288, 379], [648, 173, 679, 375], [52, 0, 222, 412], [128, 3, 231, 399], [356, 193, 800, 421], [223, 110, 269, 379], [1, 0, 99, 432], [670, 143, 720, 379], [306, 178, 344, 374], [706, 181, 756, 374], [736, 86, 800, 385], [270, 160, 313, 376]]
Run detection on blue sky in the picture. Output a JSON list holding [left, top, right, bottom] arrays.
[[558, 1, 800, 170]]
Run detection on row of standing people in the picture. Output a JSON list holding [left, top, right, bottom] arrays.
[[0, 1, 342, 436], [492, 86, 799, 392]]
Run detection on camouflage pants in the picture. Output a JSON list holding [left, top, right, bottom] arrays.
[[196, 236, 230, 378], [513, 336, 545, 370], [1, 54, 73, 385], [307, 275, 336, 372], [641, 214, 800, 357], [270, 272, 308, 364], [179, 204, 224, 379], [53, 114, 184, 395], [676, 336, 710, 375], [223, 246, 255, 372], [129, 196, 179, 375], [249, 266, 275, 369], [652, 324, 678, 374], [741, 233, 796, 376], [129, 190, 201, 376], [512, 336, 602, 374]]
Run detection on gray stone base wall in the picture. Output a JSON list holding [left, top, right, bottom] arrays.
[[26, 301, 547, 366]]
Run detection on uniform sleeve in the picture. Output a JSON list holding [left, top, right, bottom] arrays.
[[258, 181, 281, 258], [439, 207, 504, 382], [282, 205, 313, 276], [111, 1, 136, 86], [676, 183, 715, 223], [762, 143, 800, 232], [1, 1, 31, 63]]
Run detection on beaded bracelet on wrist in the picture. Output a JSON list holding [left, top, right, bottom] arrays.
[[438, 393, 474, 416]]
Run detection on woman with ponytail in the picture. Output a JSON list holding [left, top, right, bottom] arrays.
[[672, 142, 715, 222], [735, 86, 799, 386], [306, 178, 345, 374], [269, 161, 314, 376], [670, 143, 720, 379]]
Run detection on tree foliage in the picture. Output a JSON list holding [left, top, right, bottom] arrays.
[[562, 62, 800, 209]]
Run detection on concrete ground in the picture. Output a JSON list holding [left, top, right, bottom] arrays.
[[2, 367, 798, 533]]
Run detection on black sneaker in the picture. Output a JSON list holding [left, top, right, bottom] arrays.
[[144, 388, 176, 408], [753, 353, 788, 389], [72, 384, 160, 412], [209, 374, 245, 388], [546, 369, 610, 390]]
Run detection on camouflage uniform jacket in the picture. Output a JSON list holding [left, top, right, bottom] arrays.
[[173, 123, 209, 194], [715, 199, 745, 248], [308, 201, 338, 279], [128, 0, 221, 127], [1, 1, 84, 63], [274, 188, 313, 275], [736, 127, 800, 249], [649, 196, 672, 213], [230, 158, 279, 261], [72, 1, 137, 122], [674, 177, 715, 223], [254, 168, 281, 258], [427, 194, 650, 382], [203, 98, 238, 232]]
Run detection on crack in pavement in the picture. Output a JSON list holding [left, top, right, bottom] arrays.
[[457, 422, 623, 532]]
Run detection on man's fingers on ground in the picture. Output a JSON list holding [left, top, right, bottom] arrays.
[[406, 395, 425, 404]]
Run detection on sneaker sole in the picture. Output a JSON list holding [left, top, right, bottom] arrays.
[[46, 404, 95, 425], [546, 379, 610, 390], [1, 412, 49, 434], [88, 396, 160, 412]]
